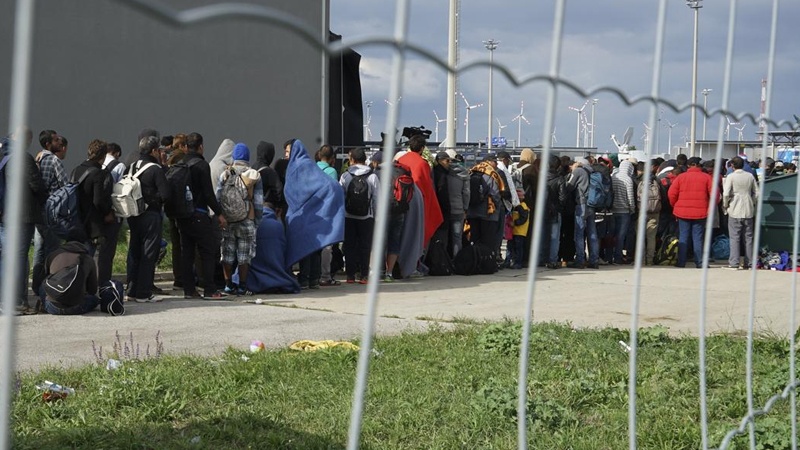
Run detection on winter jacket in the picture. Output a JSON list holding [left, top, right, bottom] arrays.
[[446, 164, 470, 220], [668, 166, 717, 220], [339, 164, 380, 219], [1, 148, 48, 225], [518, 148, 537, 207], [71, 160, 113, 241], [723, 168, 758, 219], [433, 164, 451, 219], [567, 163, 591, 206], [611, 160, 636, 214], [545, 170, 568, 220], [183, 153, 224, 215]]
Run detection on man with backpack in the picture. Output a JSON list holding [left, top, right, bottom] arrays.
[[177, 132, 229, 299], [95, 142, 126, 285], [70, 139, 114, 249], [638, 159, 663, 265], [542, 155, 568, 269], [466, 155, 504, 249], [565, 157, 600, 269], [40, 240, 123, 316], [216, 143, 263, 295], [340, 147, 380, 284], [126, 136, 170, 302]]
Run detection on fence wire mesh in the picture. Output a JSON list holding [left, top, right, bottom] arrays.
[[2, 1, 797, 449]]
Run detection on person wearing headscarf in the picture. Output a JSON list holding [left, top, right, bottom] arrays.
[[253, 140, 282, 205], [283, 140, 345, 284], [246, 203, 301, 294], [209, 139, 235, 194]]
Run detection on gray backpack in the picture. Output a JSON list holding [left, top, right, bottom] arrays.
[[220, 168, 250, 222]]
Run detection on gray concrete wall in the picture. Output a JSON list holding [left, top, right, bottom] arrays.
[[0, 0, 327, 171]]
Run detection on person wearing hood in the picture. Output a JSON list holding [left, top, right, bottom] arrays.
[[216, 143, 263, 295], [442, 150, 470, 257], [254, 140, 282, 206], [246, 202, 301, 294], [209, 139, 234, 193], [610, 158, 637, 264], [179, 133, 229, 299], [565, 157, 599, 269], [340, 147, 380, 284], [397, 135, 443, 246], [284, 140, 345, 286]]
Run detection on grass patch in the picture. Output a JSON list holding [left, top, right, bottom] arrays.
[[11, 322, 799, 449]]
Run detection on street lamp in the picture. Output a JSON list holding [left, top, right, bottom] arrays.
[[701, 88, 712, 153], [484, 39, 499, 148], [687, 0, 703, 157]]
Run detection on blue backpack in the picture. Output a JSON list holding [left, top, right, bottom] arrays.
[[585, 169, 613, 209], [44, 168, 95, 240]]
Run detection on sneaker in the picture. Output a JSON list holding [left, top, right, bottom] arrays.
[[307, 285, 320, 290], [358, 278, 368, 285], [545, 262, 560, 270], [319, 279, 341, 286], [135, 295, 162, 303], [204, 290, 229, 299], [236, 287, 254, 296], [586, 263, 599, 269], [346, 279, 356, 284], [223, 285, 237, 295], [125, 296, 136, 303], [106, 296, 125, 316], [723, 265, 739, 270], [382, 275, 395, 283], [184, 292, 203, 299], [598, 259, 610, 266], [151, 285, 167, 295], [566, 261, 585, 269]]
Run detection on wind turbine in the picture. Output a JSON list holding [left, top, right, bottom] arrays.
[[664, 120, 678, 154], [495, 118, 508, 142], [724, 116, 739, 140], [511, 101, 530, 148], [641, 123, 651, 150], [460, 92, 483, 143], [610, 127, 634, 152], [734, 123, 746, 141], [568, 100, 589, 147], [551, 127, 558, 147], [433, 110, 447, 142], [363, 101, 373, 141], [384, 96, 402, 108]]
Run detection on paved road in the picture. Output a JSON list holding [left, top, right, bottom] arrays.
[[6, 264, 796, 371]]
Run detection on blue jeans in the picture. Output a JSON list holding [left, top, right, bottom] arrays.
[[574, 204, 599, 265], [449, 218, 464, 258], [0, 222, 36, 306], [541, 214, 562, 264], [44, 295, 100, 315], [32, 224, 61, 294], [678, 218, 705, 267], [613, 212, 632, 263]]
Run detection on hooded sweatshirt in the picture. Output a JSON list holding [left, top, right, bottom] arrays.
[[567, 161, 591, 206], [254, 141, 281, 204], [340, 164, 380, 219], [446, 164, 470, 219], [611, 160, 636, 214], [209, 139, 235, 194]]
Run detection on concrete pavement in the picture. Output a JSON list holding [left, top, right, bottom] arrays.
[[7, 263, 797, 371]]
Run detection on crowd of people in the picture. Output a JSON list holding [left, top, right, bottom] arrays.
[[0, 126, 775, 316]]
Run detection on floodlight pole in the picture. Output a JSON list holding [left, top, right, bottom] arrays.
[[443, 0, 459, 149], [701, 88, 712, 152], [484, 39, 498, 149], [590, 99, 598, 148], [687, 0, 702, 157]]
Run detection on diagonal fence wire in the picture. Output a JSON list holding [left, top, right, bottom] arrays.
[[1, 1, 797, 449]]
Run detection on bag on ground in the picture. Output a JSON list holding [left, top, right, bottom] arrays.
[[111, 162, 157, 218], [220, 168, 251, 222], [345, 170, 372, 216], [654, 233, 679, 266], [44, 168, 95, 240], [712, 234, 730, 261], [425, 237, 453, 276], [453, 242, 498, 275], [164, 158, 200, 219]]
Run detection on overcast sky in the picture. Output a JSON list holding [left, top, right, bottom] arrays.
[[330, 1, 799, 153]]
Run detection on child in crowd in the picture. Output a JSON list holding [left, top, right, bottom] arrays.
[[510, 189, 530, 269]]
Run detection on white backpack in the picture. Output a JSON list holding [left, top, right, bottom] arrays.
[[511, 163, 530, 188], [111, 162, 157, 218]]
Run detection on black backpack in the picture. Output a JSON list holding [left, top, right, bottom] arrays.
[[453, 242, 498, 275], [44, 262, 85, 306], [425, 237, 453, 276], [164, 158, 201, 219], [345, 170, 372, 216], [469, 171, 489, 208]]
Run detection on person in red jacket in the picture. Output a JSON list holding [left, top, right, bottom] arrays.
[[667, 156, 719, 268], [397, 135, 443, 246]]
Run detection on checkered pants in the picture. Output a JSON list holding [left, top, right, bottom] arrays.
[[221, 219, 257, 265]]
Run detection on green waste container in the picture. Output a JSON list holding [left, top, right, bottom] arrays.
[[760, 172, 798, 251]]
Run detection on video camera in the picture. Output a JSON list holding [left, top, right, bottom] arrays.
[[401, 126, 432, 140]]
